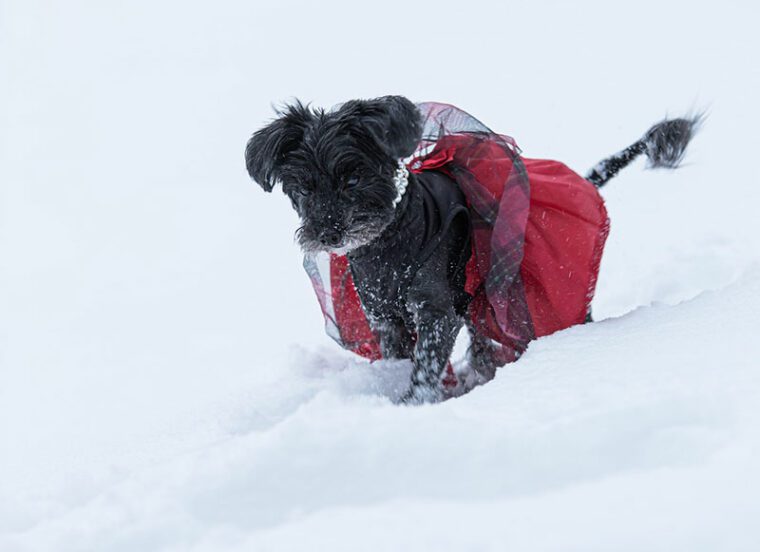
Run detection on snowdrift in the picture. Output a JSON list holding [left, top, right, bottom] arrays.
[[2, 1, 759, 550]]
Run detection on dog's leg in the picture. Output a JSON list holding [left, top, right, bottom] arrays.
[[401, 256, 462, 404], [370, 317, 414, 360], [465, 319, 499, 384], [404, 307, 461, 403]]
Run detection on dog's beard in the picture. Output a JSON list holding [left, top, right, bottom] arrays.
[[296, 213, 394, 254]]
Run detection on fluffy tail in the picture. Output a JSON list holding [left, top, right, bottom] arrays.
[[585, 115, 703, 188]]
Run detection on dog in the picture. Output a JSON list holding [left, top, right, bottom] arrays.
[[245, 96, 700, 403]]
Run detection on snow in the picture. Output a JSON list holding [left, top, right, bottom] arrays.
[[1, 0, 759, 550]]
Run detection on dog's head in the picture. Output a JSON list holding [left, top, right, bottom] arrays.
[[245, 96, 422, 252]]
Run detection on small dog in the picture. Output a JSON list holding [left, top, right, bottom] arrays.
[[245, 96, 699, 403]]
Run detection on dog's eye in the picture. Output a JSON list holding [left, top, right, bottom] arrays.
[[293, 188, 310, 198], [346, 176, 360, 187]]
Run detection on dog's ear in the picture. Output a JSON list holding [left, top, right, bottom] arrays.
[[338, 96, 422, 159], [245, 102, 313, 192]]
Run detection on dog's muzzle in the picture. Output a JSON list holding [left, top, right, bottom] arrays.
[[318, 228, 342, 248]]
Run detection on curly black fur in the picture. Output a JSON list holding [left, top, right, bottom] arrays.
[[245, 96, 422, 251]]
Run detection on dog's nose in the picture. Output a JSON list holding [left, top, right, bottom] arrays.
[[319, 229, 342, 248]]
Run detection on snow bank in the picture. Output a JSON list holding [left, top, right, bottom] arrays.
[[4, 273, 760, 551]]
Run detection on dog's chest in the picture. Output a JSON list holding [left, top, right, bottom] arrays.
[[346, 171, 471, 323], [348, 234, 423, 323]]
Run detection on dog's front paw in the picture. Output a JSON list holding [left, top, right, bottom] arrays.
[[399, 383, 444, 405]]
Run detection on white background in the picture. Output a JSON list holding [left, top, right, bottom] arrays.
[[1, 1, 759, 550]]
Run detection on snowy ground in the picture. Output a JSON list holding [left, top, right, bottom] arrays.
[[2, 1, 759, 550]]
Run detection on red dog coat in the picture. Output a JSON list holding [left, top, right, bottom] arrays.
[[304, 102, 609, 366]]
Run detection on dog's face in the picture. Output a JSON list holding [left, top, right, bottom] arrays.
[[245, 96, 422, 252]]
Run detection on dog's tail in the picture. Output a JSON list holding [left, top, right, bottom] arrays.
[[585, 114, 703, 188]]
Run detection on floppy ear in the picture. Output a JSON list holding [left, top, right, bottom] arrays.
[[245, 101, 313, 192], [338, 95, 422, 159]]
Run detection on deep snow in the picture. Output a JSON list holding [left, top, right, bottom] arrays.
[[2, 1, 760, 550]]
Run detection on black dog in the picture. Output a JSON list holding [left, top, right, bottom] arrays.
[[245, 96, 699, 403]]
